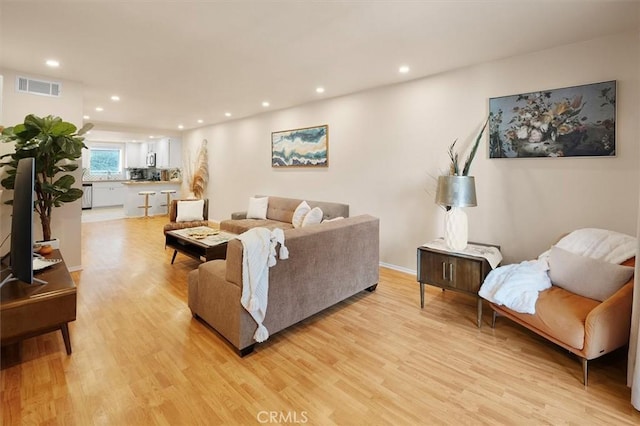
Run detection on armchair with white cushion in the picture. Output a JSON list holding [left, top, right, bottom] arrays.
[[163, 199, 210, 260], [482, 228, 636, 385]]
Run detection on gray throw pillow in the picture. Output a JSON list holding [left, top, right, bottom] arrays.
[[548, 246, 634, 302]]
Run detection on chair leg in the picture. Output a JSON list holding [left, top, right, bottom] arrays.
[[491, 310, 497, 328], [582, 357, 588, 386]]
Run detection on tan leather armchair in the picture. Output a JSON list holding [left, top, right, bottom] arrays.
[[163, 199, 210, 263], [490, 256, 635, 385]]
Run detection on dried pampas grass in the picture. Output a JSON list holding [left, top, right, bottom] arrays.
[[186, 139, 209, 199]]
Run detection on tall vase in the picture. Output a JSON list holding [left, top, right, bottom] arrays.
[[444, 207, 468, 250]]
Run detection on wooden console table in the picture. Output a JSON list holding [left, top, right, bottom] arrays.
[[417, 241, 500, 328], [1, 250, 77, 358]]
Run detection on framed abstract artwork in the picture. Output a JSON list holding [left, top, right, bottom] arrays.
[[271, 125, 328, 167], [489, 80, 616, 158]]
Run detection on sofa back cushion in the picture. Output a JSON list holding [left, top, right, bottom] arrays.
[[259, 195, 349, 223], [265, 196, 301, 223], [548, 246, 634, 302]]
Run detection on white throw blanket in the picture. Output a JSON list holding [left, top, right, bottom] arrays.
[[237, 227, 289, 342], [478, 260, 551, 314], [479, 228, 637, 314], [538, 227, 637, 266]]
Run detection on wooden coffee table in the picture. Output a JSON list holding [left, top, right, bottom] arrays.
[[165, 226, 237, 263]]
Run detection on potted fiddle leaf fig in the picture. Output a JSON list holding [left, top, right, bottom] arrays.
[[0, 114, 93, 241]]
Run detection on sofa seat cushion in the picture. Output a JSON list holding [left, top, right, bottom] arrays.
[[500, 285, 600, 350], [220, 218, 294, 235]]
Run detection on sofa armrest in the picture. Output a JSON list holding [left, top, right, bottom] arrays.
[[583, 279, 634, 359], [231, 211, 247, 220]]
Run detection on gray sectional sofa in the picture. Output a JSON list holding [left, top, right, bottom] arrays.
[[188, 196, 379, 355]]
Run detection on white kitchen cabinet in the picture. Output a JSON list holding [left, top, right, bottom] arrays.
[[92, 182, 125, 207], [169, 138, 182, 168], [125, 143, 143, 168], [156, 138, 170, 168]]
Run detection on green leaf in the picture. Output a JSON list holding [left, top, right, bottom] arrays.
[[53, 174, 76, 189], [51, 121, 77, 136], [461, 116, 490, 176], [57, 188, 83, 203], [77, 123, 94, 136]]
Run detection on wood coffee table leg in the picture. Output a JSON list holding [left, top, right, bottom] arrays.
[[61, 323, 72, 355]]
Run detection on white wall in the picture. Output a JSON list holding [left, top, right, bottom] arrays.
[[0, 68, 84, 269], [184, 31, 639, 270]]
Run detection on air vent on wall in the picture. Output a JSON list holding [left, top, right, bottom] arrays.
[[16, 76, 62, 97]]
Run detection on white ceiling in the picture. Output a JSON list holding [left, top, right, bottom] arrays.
[[1, 1, 639, 137]]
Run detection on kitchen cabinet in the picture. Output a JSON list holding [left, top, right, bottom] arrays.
[[169, 138, 182, 168], [92, 182, 125, 207], [125, 143, 143, 168], [156, 138, 169, 168]]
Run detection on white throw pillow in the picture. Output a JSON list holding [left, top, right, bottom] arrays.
[[247, 196, 269, 219], [301, 207, 323, 227], [176, 200, 204, 222], [292, 201, 311, 228], [323, 216, 344, 223]]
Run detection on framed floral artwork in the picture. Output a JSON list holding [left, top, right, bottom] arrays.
[[489, 81, 616, 158], [271, 125, 328, 167]]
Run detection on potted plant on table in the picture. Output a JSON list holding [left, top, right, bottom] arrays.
[[1, 114, 93, 243], [435, 117, 488, 250]]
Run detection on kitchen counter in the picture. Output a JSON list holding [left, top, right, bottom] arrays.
[[82, 179, 130, 183], [123, 181, 182, 217], [122, 180, 182, 185], [83, 180, 182, 184]]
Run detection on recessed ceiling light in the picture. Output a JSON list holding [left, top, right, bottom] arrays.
[[148, 135, 154, 139], [316, 87, 325, 94], [45, 59, 60, 68], [262, 101, 270, 107], [95, 107, 104, 112], [197, 119, 203, 124], [224, 112, 232, 117], [83, 115, 90, 120], [178, 125, 184, 130], [110, 95, 120, 101], [399, 65, 410, 74]]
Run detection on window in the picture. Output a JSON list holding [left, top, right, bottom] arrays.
[[89, 148, 122, 175]]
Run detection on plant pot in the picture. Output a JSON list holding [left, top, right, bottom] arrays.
[[35, 238, 60, 250]]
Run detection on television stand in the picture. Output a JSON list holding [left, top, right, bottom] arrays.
[[0, 250, 77, 365]]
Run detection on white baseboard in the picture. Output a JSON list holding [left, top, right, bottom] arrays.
[[379, 262, 416, 276]]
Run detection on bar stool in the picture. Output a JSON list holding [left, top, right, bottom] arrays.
[[160, 189, 177, 215], [138, 191, 156, 217]]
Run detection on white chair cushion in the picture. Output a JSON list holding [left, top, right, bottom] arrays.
[[176, 200, 204, 222]]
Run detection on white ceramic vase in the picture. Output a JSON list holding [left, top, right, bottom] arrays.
[[444, 207, 468, 251]]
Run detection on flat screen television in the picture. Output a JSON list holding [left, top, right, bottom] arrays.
[[0, 157, 41, 287]]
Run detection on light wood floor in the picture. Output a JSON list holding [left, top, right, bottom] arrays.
[[2, 216, 640, 425]]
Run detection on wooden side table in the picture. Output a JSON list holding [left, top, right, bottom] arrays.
[[417, 241, 500, 327], [1, 250, 77, 360]]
